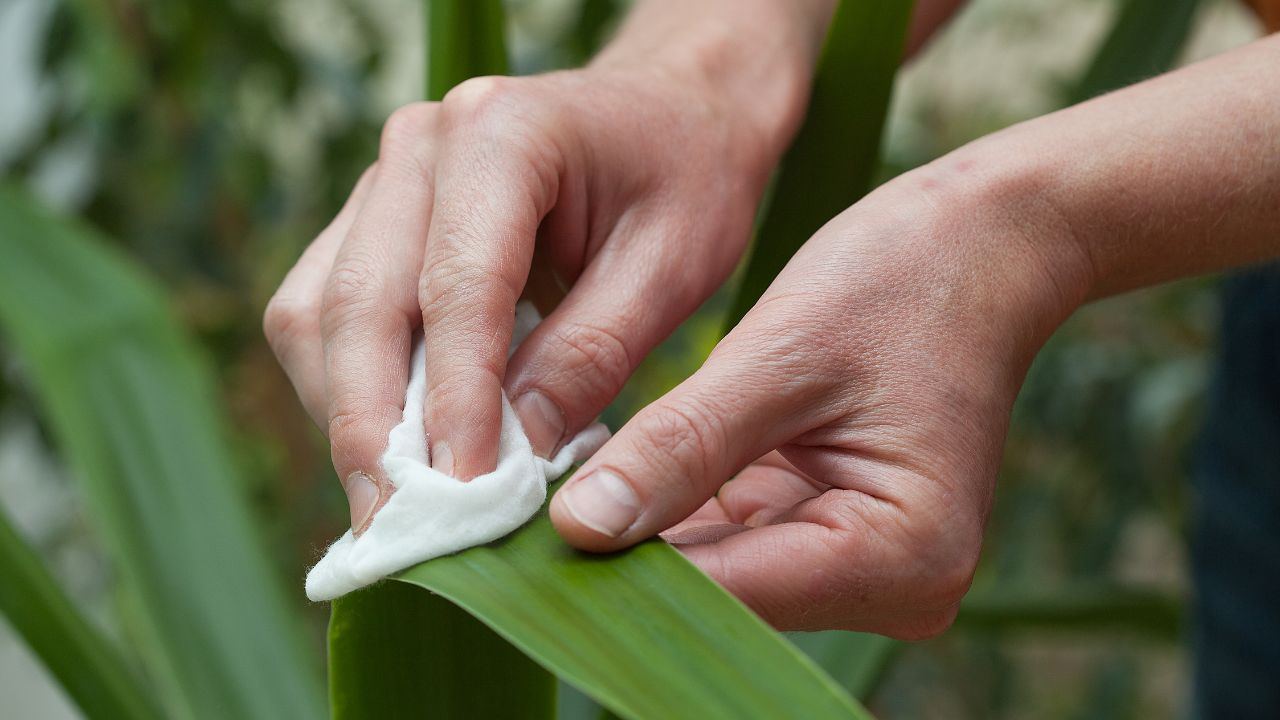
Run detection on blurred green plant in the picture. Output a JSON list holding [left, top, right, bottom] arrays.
[[0, 505, 161, 720], [1068, 0, 1202, 104], [724, 0, 913, 331], [0, 186, 324, 718]]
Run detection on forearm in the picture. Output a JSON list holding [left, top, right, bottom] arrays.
[[944, 34, 1280, 307], [590, 0, 838, 158], [589, 0, 970, 157]]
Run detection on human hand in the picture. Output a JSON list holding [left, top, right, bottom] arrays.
[[263, 58, 802, 531], [548, 33, 1280, 633], [548, 154, 1092, 635]]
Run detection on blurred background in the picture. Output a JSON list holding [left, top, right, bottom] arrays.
[[0, 0, 1267, 717]]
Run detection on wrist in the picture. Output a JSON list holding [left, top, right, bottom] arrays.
[[903, 141, 1096, 352], [590, 0, 835, 163]]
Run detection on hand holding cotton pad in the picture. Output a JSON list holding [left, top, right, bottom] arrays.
[[305, 303, 609, 601]]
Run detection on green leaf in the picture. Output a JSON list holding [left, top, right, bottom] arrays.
[[0, 186, 325, 720], [426, 0, 509, 101], [329, 582, 555, 719], [1068, 0, 1201, 104], [723, 0, 915, 331], [566, 0, 621, 66], [0, 506, 162, 720], [385, 478, 869, 720]]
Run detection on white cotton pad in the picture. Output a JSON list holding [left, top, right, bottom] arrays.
[[305, 302, 610, 601]]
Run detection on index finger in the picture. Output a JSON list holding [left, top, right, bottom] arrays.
[[419, 77, 562, 478]]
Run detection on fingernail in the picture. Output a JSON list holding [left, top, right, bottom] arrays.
[[559, 470, 641, 538], [432, 441, 454, 476], [343, 471, 381, 533], [513, 390, 565, 458]]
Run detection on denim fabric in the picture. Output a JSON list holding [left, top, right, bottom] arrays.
[[1192, 263, 1280, 719]]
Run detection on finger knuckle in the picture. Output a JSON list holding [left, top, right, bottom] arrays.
[[924, 565, 976, 616], [321, 260, 382, 329], [632, 396, 728, 487], [262, 293, 315, 356], [548, 321, 634, 398], [326, 409, 384, 463], [426, 363, 504, 409], [437, 77, 562, 177], [423, 213, 491, 265], [380, 102, 435, 157], [419, 260, 516, 327], [906, 513, 982, 610], [380, 104, 437, 179], [440, 75, 520, 126], [324, 263, 373, 310]]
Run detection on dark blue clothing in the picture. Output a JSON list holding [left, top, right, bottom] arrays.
[[1193, 263, 1280, 719]]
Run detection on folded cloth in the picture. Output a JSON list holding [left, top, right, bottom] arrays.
[[305, 303, 610, 601]]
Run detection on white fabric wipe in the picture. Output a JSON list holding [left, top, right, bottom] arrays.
[[305, 302, 610, 601]]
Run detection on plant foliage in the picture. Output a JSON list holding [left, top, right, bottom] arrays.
[[0, 187, 325, 719]]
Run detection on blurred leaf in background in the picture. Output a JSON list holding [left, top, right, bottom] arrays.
[[0, 186, 325, 718]]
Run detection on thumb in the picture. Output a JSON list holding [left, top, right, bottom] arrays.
[[549, 329, 822, 552]]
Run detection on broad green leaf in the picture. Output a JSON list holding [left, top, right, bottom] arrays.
[[724, 0, 915, 331], [0, 506, 161, 720], [0, 186, 325, 719], [329, 582, 555, 719], [1068, 0, 1201, 105], [427, 0, 509, 101], [385, 478, 869, 720]]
